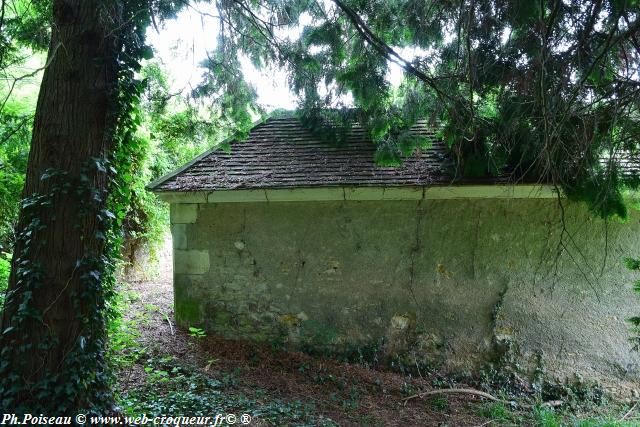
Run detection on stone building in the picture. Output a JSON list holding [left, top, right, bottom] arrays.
[[149, 116, 640, 388]]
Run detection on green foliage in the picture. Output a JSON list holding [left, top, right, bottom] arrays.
[[115, 127, 168, 258], [0, 253, 10, 310], [427, 394, 449, 411], [0, 0, 637, 415], [115, 59, 245, 260], [188, 326, 206, 339], [119, 355, 337, 425], [206, 0, 640, 219], [0, 0, 185, 414], [534, 407, 563, 427], [195, 50, 261, 140], [0, 164, 115, 413], [530, 407, 640, 427], [0, 0, 51, 71], [542, 377, 605, 410], [106, 290, 146, 368], [478, 402, 513, 422], [625, 257, 640, 350], [0, 84, 36, 251], [107, 291, 336, 425], [477, 402, 638, 426], [140, 61, 224, 179]]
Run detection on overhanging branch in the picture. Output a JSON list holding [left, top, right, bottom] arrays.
[[331, 0, 447, 100]]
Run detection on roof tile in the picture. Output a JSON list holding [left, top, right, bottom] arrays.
[[149, 117, 459, 192]]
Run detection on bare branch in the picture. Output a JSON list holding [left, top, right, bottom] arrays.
[[0, 42, 61, 115]]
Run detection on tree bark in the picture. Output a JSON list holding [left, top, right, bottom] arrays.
[[0, 0, 121, 412]]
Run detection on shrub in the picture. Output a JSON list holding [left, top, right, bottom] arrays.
[[0, 253, 11, 310]]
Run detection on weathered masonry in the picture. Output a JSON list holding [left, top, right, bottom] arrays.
[[149, 116, 640, 390]]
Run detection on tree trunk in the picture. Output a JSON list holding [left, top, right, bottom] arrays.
[[0, 0, 121, 412]]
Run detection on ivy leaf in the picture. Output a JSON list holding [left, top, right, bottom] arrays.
[[624, 257, 640, 271], [628, 317, 640, 327]]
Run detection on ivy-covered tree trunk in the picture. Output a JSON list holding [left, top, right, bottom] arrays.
[[0, 0, 122, 412]]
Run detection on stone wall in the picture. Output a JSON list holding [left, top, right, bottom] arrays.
[[170, 199, 640, 386]]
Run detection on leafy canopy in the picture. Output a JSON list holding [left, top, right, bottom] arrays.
[[198, 0, 640, 218]]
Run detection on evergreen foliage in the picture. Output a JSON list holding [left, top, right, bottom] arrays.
[[203, 0, 640, 218], [0, 94, 32, 250], [0, 0, 51, 72]]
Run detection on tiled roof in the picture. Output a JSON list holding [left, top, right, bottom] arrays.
[[148, 117, 463, 193], [148, 116, 639, 193]]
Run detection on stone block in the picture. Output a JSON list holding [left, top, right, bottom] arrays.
[[171, 224, 187, 249], [171, 203, 198, 224], [174, 249, 210, 274]]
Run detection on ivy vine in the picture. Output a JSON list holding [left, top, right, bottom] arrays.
[[0, 0, 177, 414]]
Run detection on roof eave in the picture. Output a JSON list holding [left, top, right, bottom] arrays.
[[154, 184, 562, 203]]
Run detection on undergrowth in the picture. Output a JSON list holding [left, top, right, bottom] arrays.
[[477, 401, 640, 427], [118, 355, 336, 426], [0, 252, 9, 310], [106, 282, 638, 426], [108, 286, 337, 426]]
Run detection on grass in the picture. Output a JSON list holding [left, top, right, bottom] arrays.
[[428, 394, 450, 411], [475, 402, 640, 426]]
